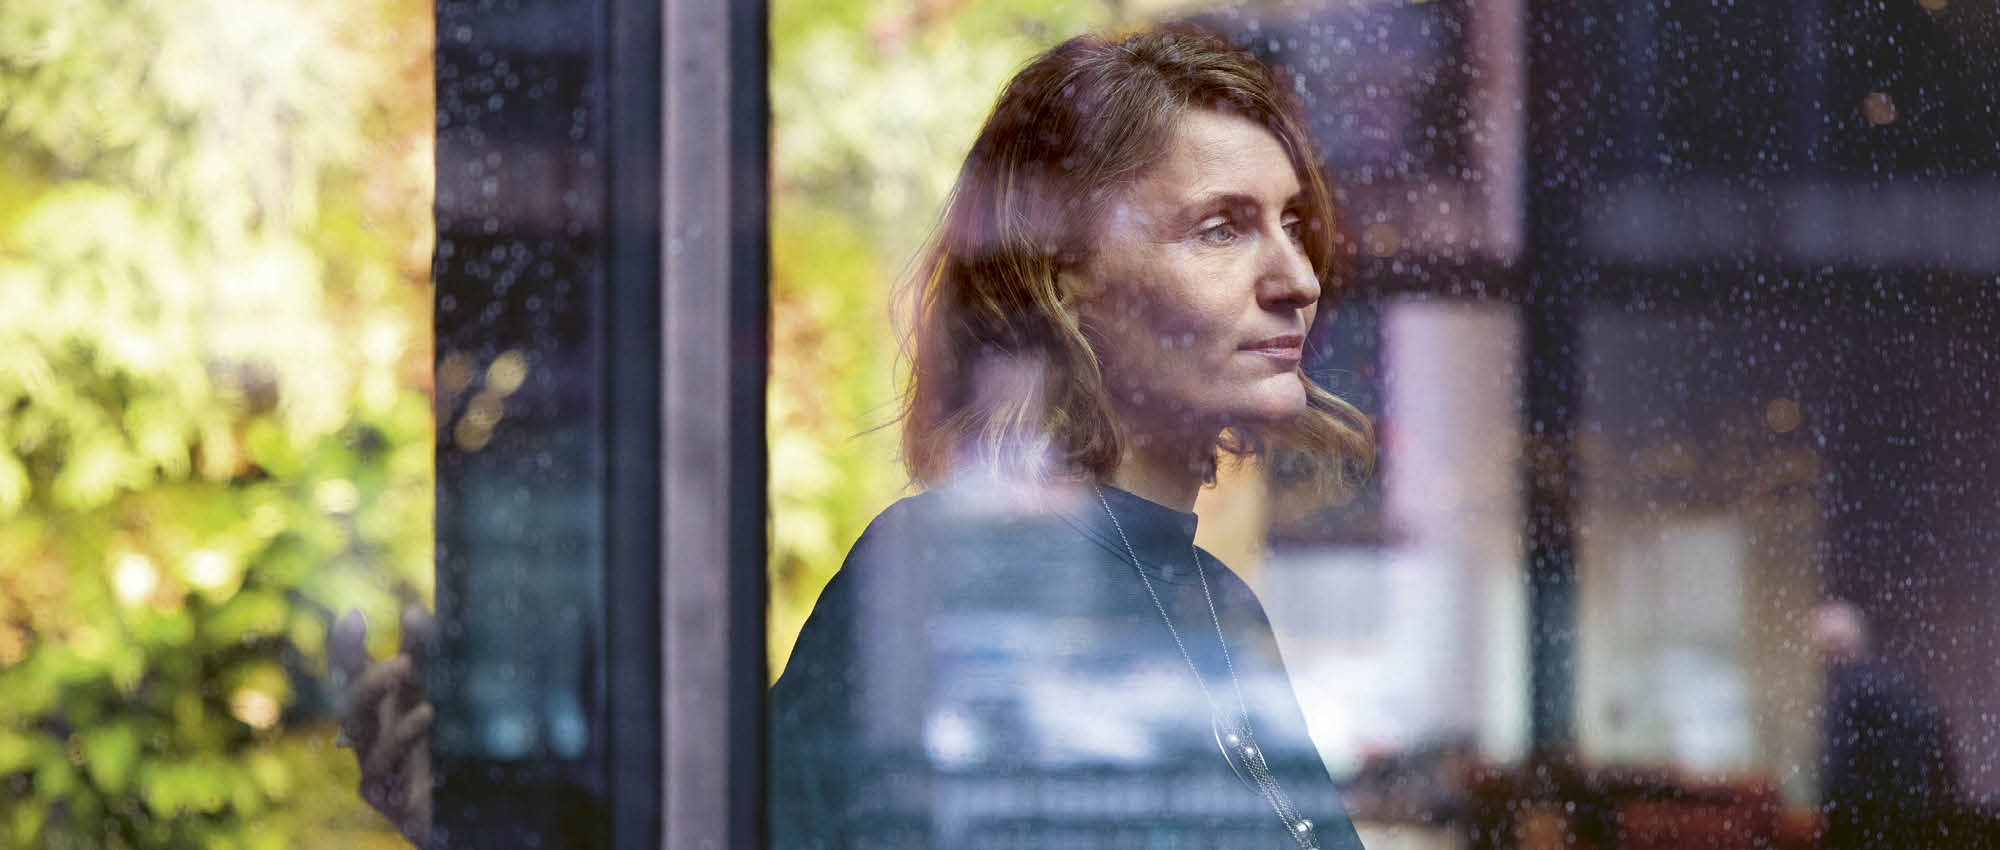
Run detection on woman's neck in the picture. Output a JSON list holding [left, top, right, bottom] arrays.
[[1106, 430, 1213, 512]]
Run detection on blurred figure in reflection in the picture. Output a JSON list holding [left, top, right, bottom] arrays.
[[331, 605, 434, 844], [769, 26, 1372, 850], [338, 604, 603, 849], [1810, 600, 1957, 850]]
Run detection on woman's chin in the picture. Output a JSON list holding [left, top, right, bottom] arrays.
[[1224, 388, 1309, 428]]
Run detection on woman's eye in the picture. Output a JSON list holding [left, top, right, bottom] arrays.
[[1197, 218, 1238, 245], [1281, 216, 1305, 245]]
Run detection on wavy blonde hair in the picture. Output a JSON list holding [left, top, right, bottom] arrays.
[[900, 26, 1374, 498]]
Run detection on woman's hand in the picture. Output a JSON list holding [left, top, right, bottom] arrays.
[[332, 605, 436, 846]]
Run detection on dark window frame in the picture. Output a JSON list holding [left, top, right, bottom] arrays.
[[432, 0, 767, 847]]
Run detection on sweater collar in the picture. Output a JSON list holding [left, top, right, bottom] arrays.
[[1063, 482, 1206, 583]]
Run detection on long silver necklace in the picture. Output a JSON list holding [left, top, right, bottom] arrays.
[[1093, 485, 1320, 850]]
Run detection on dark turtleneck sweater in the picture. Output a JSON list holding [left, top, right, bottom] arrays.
[[769, 481, 1366, 850]]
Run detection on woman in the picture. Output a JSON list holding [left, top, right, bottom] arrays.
[[767, 26, 1371, 850], [347, 24, 1372, 850]]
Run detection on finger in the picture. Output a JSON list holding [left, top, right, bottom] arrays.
[[374, 681, 399, 760], [363, 703, 434, 781], [399, 747, 435, 843], [408, 749, 432, 812], [349, 656, 413, 714], [400, 604, 437, 669], [340, 656, 412, 747], [329, 609, 371, 687], [387, 703, 434, 756]]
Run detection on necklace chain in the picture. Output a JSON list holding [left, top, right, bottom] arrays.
[[1093, 485, 1319, 850]]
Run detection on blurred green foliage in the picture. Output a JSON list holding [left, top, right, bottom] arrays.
[[0, 0, 1168, 842], [0, 0, 432, 847], [766, 0, 1125, 672]]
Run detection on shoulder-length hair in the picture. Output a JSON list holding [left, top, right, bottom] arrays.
[[899, 26, 1374, 497]]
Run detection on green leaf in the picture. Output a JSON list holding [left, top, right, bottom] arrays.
[[244, 419, 301, 479], [80, 722, 138, 794], [0, 728, 56, 776], [129, 605, 196, 650], [135, 761, 182, 815], [185, 755, 233, 814], [51, 432, 137, 510], [8, 802, 47, 846], [0, 451, 28, 516], [198, 589, 291, 650], [0, 655, 64, 716], [33, 753, 77, 800], [246, 749, 291, 799]]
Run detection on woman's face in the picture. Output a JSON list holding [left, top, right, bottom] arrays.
[[1070, 109, 1322, 435]]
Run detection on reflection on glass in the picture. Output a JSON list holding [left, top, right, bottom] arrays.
[[422, 0, 611, 846], [769, 26, 1374, 850], [338, 0, 611, 846], [1810, 601, 1957, 849], [771, 1, 2000, 849]]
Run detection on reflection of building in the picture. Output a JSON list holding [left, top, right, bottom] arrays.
[[1572, 313, 1829, 803], [1264, 303, 1529, 779], [1201, 0, 2000, 844], [428, 1, 621, 842]]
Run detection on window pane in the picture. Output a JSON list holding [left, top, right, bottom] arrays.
[[767, 3, 1516, 848], [1, 0, 436, 847], [429, 0, 624, 845], [766, 1, 2000, 849]]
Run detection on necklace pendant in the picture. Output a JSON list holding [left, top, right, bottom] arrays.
[[1294, 823, 1319, 850], [1210, 711, 1259, 790]]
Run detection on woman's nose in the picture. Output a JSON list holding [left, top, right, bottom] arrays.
[[1258, 228, 1320, 310]]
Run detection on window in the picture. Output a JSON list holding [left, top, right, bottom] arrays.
[[11, 1, 1997, 849]]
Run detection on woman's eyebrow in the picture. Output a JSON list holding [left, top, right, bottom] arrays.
[[1179, 189, 1308, 219], [1182, 190, 1260, 215], [1168, 190, 1312, 229]]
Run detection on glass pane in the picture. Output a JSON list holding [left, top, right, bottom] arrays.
[[767, 1, 2000, 849], [0, 0, 438, 847], [767, 3, 1517, 848], [428, 0, 615, 846], [0, 0, 658, 846]]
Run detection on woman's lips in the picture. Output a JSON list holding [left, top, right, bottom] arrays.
[[1240, 334, 1304, 362]]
